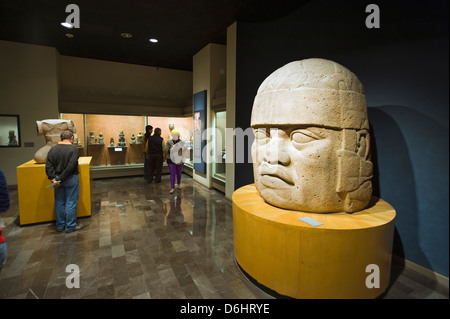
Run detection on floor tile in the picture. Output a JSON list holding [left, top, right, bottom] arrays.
[[0, 174, 447, 300]]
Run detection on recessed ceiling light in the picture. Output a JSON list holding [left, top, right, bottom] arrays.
[[121, 33, 133, 38], [65, 33, 74, 38], [61, 22, 73, 29], [149, 38, 158, 43]]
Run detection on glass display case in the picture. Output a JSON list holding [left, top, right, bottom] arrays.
[[61, 113, 193, 169], [86, 114, 145, 166], [212, 111, 226, 181], [0, 114, 21, 147]]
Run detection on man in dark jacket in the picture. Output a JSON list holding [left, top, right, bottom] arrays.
[[147, 127, 165, 183], [45, 131, 83, 233]]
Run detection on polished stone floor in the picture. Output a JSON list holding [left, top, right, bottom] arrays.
[[0, 174, 448, 299], [0, 174, 273, 299]]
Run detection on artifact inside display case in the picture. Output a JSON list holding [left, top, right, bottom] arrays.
[[8, 130, 18, 146], [34, 119, 76, 164], [85, 114, 144, 166], [168, 123, 175, 139], [59, 113, 193, 168], [88, 131, 104, 145], [89, 131, 95, 144], [137, 132, 143, 144], [250, 58, 372, 213], [73, 134, 83, 147], [0, 114, 21, 147], [117, 131, 126, 147]]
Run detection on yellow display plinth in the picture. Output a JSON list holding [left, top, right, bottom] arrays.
[[17, 157, 92, 226], [232, 184, 396, 299]]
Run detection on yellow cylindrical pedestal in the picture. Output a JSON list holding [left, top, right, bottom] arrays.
[[233, 184, 396, 299], [17, 157, 92, 226]]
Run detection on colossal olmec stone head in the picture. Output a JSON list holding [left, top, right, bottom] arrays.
[[250, 58, 373, 213]]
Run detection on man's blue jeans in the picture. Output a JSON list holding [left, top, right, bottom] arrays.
[[54, 174, 79, 231]]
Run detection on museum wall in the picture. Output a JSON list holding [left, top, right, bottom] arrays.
[[58, 55, 193, 116], [225, 22, 237, 199], [192, 43, 226, 188], [234, 0, 449, 277], [0, 40, 60, 185]]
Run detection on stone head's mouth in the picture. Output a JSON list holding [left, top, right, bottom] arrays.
[[258, 164, 294, 188]]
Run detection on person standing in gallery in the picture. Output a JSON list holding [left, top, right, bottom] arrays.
[[166, 129, 186, 194], [0, 168, 10, 270], [147, 127, 165, 183], [143, 125, 153, 181], [45, 131, 83, 233]]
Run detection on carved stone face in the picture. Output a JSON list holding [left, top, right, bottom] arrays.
[[252, 126, 343, 212], [250, 58, 372, 213]]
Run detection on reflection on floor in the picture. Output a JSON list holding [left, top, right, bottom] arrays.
[[0, 174, 448, 299], [0, 174, 271, 299]]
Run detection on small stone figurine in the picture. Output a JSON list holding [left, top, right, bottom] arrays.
[[130, 134, 136, 144], [99, 132, 104, 144], [110, 137, 114, 146], [89, 131, 95, 144], [118, 131, 126, 146], [137, 132, 143, 144], [8, 130, 18, 146], [73, 134, 81, 147], [168, 123, 175, 139]]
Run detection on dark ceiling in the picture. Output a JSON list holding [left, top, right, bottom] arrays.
[[0, 0, 309, 71]]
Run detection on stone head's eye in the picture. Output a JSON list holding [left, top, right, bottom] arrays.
[[290, 130, 320, 145], [254, 128, 270, 143]]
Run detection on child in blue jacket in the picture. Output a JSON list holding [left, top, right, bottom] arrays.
[[0, 168, 10, 269]]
